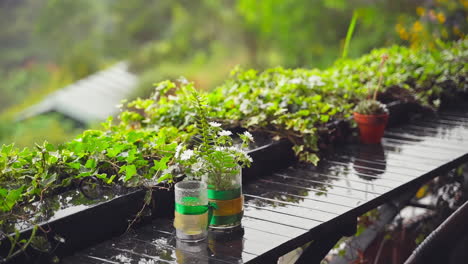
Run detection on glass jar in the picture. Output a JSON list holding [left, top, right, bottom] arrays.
[[174, 181, 208, 241], [203, 166, 243, 229]]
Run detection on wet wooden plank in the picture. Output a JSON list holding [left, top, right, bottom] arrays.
[[243, 180, 356, 210], [384, 131, 468, 147], [382, 136, 468, 152]]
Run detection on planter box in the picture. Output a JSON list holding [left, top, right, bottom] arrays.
[[0, 100, 430, 263]]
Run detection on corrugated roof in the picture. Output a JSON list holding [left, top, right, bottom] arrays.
[[18, 62, 138, 124]]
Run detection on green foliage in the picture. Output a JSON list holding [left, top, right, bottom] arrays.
[[0, 123, 186, 215], [330, 39, 467, 107], [354, 100, 388, 115], [176, 88, 253, 190]]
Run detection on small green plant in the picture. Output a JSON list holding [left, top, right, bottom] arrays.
[[174, 88, 253, 190], [354, 54, 389, 115], [354, 100, 388, 115]]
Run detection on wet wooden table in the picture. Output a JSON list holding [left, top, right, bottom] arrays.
[[64, 110, 468, 264]]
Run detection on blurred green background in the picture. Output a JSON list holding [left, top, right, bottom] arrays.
[[1, 0, 466, 147]]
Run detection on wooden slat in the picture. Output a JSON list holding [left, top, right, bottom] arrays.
[[331, 153, 431, 173], [244, 180, 355, 210], [279, 167, 399, 188]]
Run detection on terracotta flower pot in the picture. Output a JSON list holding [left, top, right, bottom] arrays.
[[353, 112, 389, 144]]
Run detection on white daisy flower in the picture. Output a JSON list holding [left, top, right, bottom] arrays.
[[215, 146, 227, 151], [218, 130, 232, 137], [236, 148, 253, 162], [180, 149, 194, 161], [228, 146, 239, 152], [227, 146, 245, 154], [209, 121, 222, 127], [243, 131, 254, 142], [175, 144, 183, 158], [191, 161, 204, 172]]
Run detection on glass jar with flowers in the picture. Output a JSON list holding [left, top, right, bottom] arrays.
[[175, 89, 253, 229]]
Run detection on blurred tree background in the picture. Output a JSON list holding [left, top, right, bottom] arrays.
[[0, 0, 466, 147]]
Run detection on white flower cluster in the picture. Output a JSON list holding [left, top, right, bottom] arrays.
[[244, 153, 253, 163], [180, 149, 194, 161], [115, 254, 132, 263], [215, 146, 253, 163], [239, 100, 250, 114], [218, 130, 232, 137], [175, 144, 183, 158], [138, 258, 156, 264], [288, 78, 303, 85], [209, 121, 222, 127], [190, 161, 204, 173], [285, 75, 325, 87], [308, 75, 325, 86], [243, 131, 254, 142]]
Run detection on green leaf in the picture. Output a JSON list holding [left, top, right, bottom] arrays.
[[42, 173, 58, 186], [106, 145, 126, 158], [152, 156, 170, 171], [0, 186, 24, 211], [124, 165, 137, 181], [306, 153, 320, 166], [85, 159, 97, 169], [127, 131, 143, 143], [67, 162, 81, 170], [77, 172, 92, 178], [45, 143, 55, 152], [292, 145, 304, 155], [106, 175, 117, 184], [320, 115, 330, 123], [126, 149, 138, 163], [157, 173, 173, 183], [1, 144, 14, 155], [47, 155, 59, 164], [320, 104, 331, 113]]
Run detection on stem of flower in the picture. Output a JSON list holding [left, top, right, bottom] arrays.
[[374, 54, 389, 100]]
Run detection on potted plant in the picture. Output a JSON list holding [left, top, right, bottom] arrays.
[[175, 89, 253, 230], [353, 55, 389, 144]]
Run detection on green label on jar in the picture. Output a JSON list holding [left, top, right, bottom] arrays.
[[175, 203, 208, 215]]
